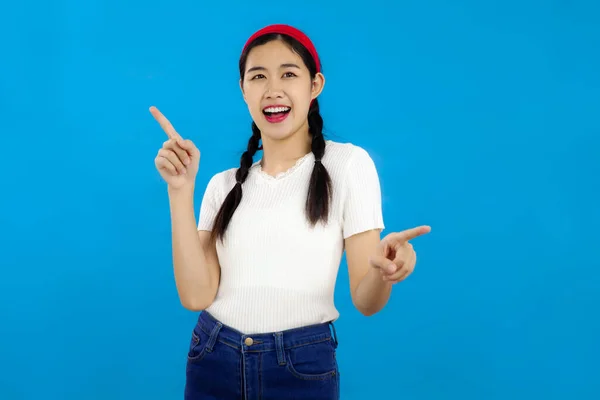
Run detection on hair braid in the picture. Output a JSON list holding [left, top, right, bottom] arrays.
[[213, 29, 332, 240], [306, 98, 332, 224], [210, 123, 261, 242]]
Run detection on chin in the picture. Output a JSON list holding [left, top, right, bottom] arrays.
[[255, 116, 296, 141], [259, 126, 296, 142]]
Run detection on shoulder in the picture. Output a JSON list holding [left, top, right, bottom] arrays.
[[202, 167, 237, 199], [322, 140, 379, 173]]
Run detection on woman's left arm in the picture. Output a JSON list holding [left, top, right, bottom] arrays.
[[345, 225, 431, 316], [339, 145, 430, 315]]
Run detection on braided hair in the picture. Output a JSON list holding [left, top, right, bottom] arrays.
[[211, 33, 331, 243]]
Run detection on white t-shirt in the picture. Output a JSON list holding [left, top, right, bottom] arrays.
[[197, 140, 385, 334]]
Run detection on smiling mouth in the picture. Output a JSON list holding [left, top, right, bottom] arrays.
[[262, 106, 291, 123], [262, 106, 291, 117]]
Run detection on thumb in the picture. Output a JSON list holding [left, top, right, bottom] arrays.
[[369, 255, 397, 274], [178, 139, 200, 158]]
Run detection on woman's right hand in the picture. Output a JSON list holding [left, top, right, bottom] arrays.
[[150, 106, 201, 191]]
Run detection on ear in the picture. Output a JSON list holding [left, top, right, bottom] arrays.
[[311, 72, 325, 100], [239, 78, 247, 102]]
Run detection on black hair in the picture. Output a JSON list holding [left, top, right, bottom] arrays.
[[210, 33, 332, 243]]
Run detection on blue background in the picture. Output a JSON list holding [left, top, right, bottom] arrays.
[[1, 0, 598, 399]]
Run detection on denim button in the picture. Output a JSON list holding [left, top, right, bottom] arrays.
[[244, 337, 254, 346]]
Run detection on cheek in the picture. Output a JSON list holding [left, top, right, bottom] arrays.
[[291, 99, 311, 118], [244, 91, 263, 111], [242, 82, 261, 101], [290, 89, 313, 112]]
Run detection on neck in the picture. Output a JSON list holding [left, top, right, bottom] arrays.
[[260, 125, 312, 177]]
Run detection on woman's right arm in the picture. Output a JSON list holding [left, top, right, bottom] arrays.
[[150, 105, 220, 311], [168, 186, 221, 311]]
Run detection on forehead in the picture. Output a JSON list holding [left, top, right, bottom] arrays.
[[245, 40, 305, 69]]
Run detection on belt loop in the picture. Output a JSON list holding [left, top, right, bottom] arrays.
[[329, 322, 338, 347], [274, 332, 286, 365], [206, 321, 222, 352]]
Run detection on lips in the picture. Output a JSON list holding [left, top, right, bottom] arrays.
[[263, 105, 291, 113], [262, 104, 291, 124]]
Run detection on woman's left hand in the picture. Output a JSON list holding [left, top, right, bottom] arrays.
[[369, 225, 431, 284]]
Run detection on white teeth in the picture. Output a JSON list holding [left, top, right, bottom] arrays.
[[264, 106, 290, 113]]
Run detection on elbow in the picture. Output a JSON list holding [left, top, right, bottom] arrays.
[[176, 281, 218, 311], [179, 292, 215, 312], [356, 304, 382, 317], [181, 299, 207, 311], [351, 288, 388, 317], [180, 297, 212, 311], [352, 298, 385, 317], [359, 308, 378, 317]]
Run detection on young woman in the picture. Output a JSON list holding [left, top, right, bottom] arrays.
[[151, 24, 430, 400]]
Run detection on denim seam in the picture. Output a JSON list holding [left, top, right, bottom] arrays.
[[245, 337, 332, 353], [199, 325, 332, 352], [285, 352, 337, 381], [258, 351, 263, 400]]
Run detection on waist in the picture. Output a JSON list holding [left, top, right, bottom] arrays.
[[204, 286, 339, 333], [196, 311, 338, 353]]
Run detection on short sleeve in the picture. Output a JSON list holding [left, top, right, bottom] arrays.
[[197, 173, 222, 232], [342, 146, 385, 239]]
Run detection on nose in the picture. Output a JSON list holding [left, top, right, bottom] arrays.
[[265, 80, 284, 99]]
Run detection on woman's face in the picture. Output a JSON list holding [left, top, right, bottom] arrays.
[[240, 39, 324, 143]]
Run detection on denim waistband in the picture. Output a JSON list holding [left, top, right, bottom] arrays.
[[196, 311, 338, 354]]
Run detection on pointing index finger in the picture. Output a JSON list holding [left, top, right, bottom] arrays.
[[389, 225, 431, 243], [149, 106, 181, 140]]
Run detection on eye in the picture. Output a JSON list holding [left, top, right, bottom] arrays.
[[283, 72, 297, 78], [251, 74, 265, 80]]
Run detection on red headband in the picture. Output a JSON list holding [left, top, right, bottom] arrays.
[[242, 24, 321, 72]]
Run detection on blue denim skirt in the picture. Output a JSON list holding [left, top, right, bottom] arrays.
[[184, 311, 340, 400]]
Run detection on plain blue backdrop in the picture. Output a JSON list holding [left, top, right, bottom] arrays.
[[1, 0, 598, 399]]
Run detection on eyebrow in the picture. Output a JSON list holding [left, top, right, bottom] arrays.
[[246, 63, 301, 73]]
